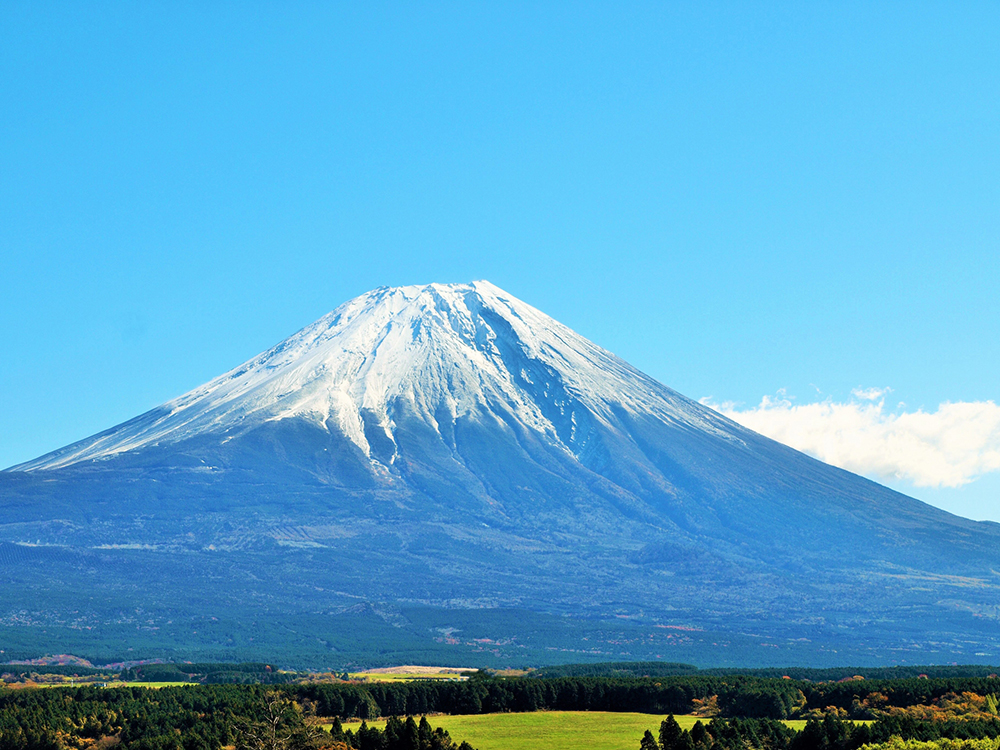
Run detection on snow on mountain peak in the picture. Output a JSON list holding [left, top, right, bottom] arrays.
[[14, 281, 736, 471]]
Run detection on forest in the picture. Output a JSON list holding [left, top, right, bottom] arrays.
[[643, 714, 1000, 750], [4, 670, 1000, 749]]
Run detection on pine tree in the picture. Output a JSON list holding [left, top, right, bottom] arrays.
[[641, 729, 660, 750], [660, 715, 684, 750], [403, 716, 420, 750], [690, 720, 710, 750]]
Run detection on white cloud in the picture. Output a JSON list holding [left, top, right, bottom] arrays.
[[851, 386, 891, 402], [702, 391, 1000, 488]]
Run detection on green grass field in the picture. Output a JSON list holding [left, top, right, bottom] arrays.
[[9, 680, 194, 690], [107, 681, 194, 688], [350, 673, 468, 683], [349, 666, 471, 682], [341, 712, 804, 750]]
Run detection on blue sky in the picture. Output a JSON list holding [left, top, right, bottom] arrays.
[[2, 3, 998, 520]]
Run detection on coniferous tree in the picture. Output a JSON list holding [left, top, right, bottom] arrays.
[[690, 720, 710, 750], [418, 716, 433, 747], [403, 716, 420, 750], [640, 729, 660, 750], [660, 715, 684, 750]]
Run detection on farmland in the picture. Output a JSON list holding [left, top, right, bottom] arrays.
[[350, 666, 474, 683]]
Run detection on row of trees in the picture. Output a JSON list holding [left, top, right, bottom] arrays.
[[536, 662, 1000, 682], [640, 715, 1000, 750], [7, 665, 1000, 718], [5, 674, 1000, 722], [294, 675, 805, 718], [295, 674, 1000, 720], [333, 716, 473, 750], [0, 685, 475, 750]]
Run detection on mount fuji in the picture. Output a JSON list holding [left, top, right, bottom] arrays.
[[3, 281, 1000, 667]]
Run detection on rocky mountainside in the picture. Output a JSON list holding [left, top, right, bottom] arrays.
[[3, 281, 999, 668]]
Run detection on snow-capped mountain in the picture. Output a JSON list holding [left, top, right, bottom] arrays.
[[3, 281, 1000, 667], [14, 281, 736, 472]]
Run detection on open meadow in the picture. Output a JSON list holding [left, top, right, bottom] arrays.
[[4, 680, 194, 690], [342, 712, 809, 750], [350, 666, 473, 682]]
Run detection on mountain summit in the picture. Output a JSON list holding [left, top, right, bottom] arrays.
[[3, 282, 1000, 667], [15, 280, 732, 472]]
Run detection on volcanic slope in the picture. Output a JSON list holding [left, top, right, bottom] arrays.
[[3, 281, 1000, 666]]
